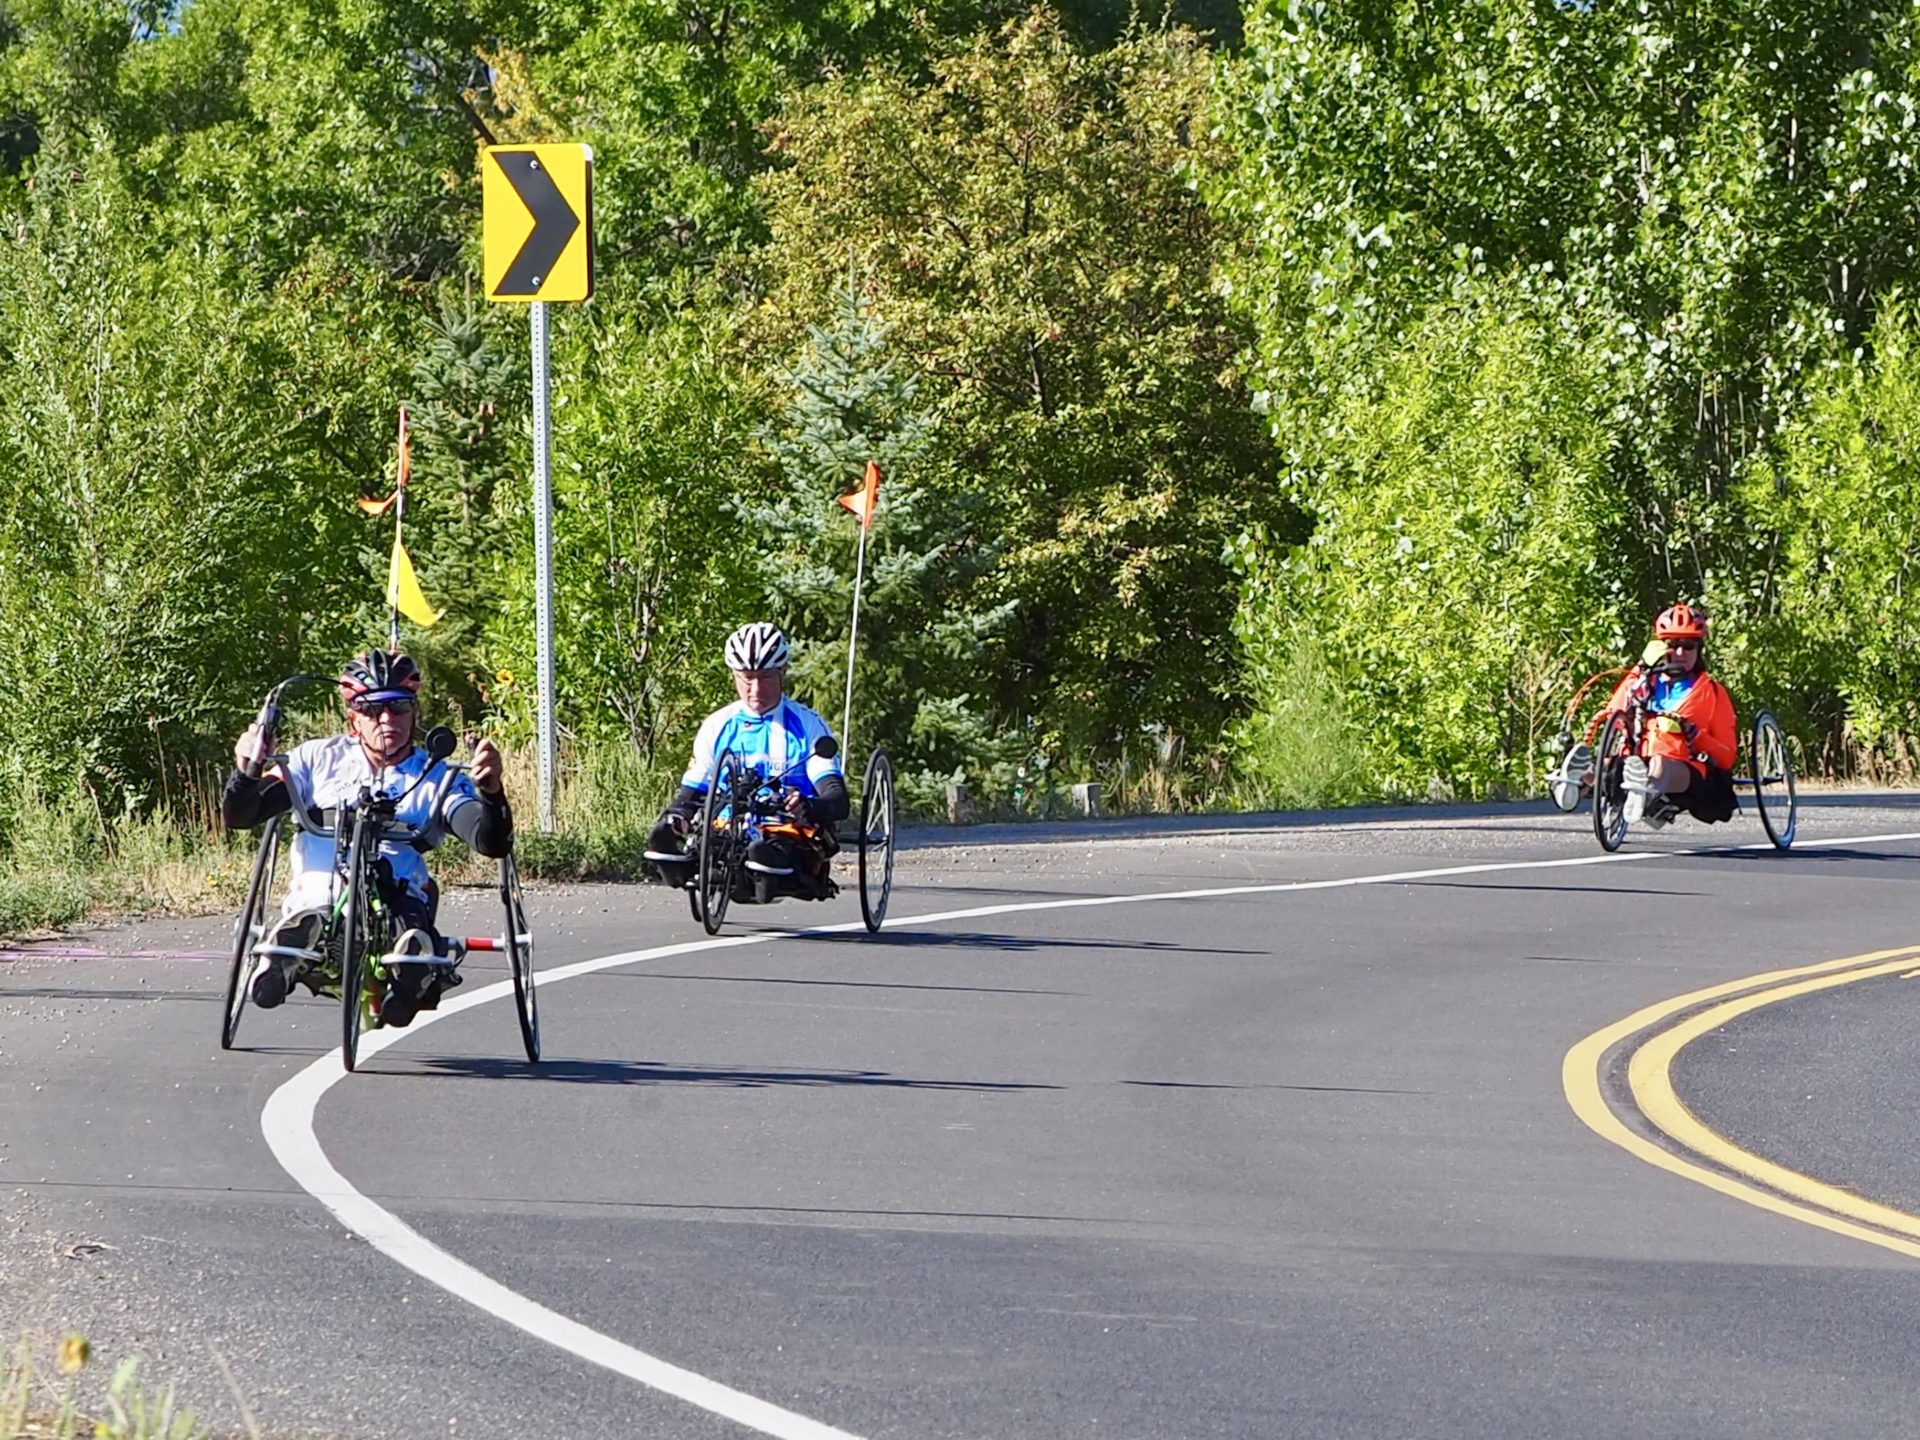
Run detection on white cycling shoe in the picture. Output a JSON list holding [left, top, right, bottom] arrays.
[[1621, 756, 1651, 824]]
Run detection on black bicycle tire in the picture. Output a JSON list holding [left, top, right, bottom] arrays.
[[696, 750, 737, 935], [340, 813, 372, 1073], [1592, 712, 1630, 853], [504, 856, 541, 1062], [859, 748, 896, 933], [222, 814, 283, 1050], [1751, 711, 1797, 851]]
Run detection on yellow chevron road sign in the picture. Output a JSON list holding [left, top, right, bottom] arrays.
[[482, 144, 593, 303]]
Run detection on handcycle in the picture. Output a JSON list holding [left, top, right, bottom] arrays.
[[1544, 668, 1629, 813], [677, 738, 896, 936], [221, 678, 539, 1071], [1571, 662, 1798, 853]]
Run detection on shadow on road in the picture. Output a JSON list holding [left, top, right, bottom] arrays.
[[1124, 1079, 1426, 1095], [609, 971, 1080, 998], [0, 986, 220, 1003], [1403, 880, 1708, 897], [389, 1055, 1061, 1092], [823, 930, 1263, 956]]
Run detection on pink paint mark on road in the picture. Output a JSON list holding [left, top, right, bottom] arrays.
[[0, 946, 225, 962]]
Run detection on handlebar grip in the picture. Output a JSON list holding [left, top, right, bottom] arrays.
[[243, 701, 280, 780]]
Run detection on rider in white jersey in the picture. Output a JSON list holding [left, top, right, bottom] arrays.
[[222, 650, 513, 1026], [647, 623, 850, 897]]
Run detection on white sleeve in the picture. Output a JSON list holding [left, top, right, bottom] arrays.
[[681, 709, 732, 791], [799, 707, 844, 787]]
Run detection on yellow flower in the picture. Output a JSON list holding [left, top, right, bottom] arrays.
[[495, 669, 515, 686], [58, 1333, 89, 1373]]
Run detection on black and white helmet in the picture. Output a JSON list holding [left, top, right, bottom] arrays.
[[723, 622, 790, 672]]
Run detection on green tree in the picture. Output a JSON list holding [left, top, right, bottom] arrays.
[[0, 143, 354, 812], [1214, 0, 1920, 789], [755, 10, 1281, 772], [751, 277, 1015, 808]]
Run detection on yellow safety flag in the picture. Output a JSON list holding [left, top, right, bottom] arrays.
[[387, 538, 440, 627]]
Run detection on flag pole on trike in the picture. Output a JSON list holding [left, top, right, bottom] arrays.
[[361, 406, 439, 644], [836, 459, 882, 750]]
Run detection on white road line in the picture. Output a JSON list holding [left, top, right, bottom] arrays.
[[260, 824, 1920, 1439]]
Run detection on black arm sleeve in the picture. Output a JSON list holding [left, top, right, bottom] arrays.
[[221, 771, 291, 832], [664, 784, 704, 822], [449, 793, 514, 859], [809, 772, 851, 826]]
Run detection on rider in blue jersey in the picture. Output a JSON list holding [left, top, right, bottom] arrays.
[[647, 623, 850, 898]]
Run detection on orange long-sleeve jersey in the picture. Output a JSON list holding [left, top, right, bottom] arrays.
[[1605, 665, 1738, 773]]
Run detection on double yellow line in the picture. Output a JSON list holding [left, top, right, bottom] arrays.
[[1563, 943, 1920, 1259]]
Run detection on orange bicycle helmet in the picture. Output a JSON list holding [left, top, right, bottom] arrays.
[[1654, 603, 1707, 641]]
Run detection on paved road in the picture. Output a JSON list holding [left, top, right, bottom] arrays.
[[6, 795, 1920, 1438]]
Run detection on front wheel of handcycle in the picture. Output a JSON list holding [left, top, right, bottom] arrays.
[[1591, 713, 1630, 853], [696, 749, 741, 935], [858, 748, 897, 934], [502, 855, 540, 1062], [1750, 710, 1797, 851], [339, 815, 382, 1073], [222, 813, 285, 1050]]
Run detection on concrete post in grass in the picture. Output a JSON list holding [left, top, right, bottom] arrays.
[[1072, 782, 1102, 818], [945, 783, 971, 825]]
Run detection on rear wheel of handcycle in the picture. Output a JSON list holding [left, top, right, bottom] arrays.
[[696, 749, 740, 936], [340, 816, 376, 1073], [502, 855, 540, 1062], [1750, 710, 1797, 851], [858, 748, 897, 934], [1591, 713, 1631, 853], [222, 814, 285, 1050]]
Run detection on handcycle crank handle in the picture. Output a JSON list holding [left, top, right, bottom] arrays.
[[243, 699, 278, 780]]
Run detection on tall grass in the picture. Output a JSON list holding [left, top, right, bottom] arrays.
[[3, 1335, 235, 1440], [0, 739, 681, 937], [1228, 629, 1373, 811]]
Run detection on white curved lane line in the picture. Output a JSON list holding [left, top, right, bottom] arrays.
[[262, 826, 1920, 1439]]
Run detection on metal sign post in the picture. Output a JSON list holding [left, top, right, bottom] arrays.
[[530, 300, 557, 833], [481, 142, 593, 834]]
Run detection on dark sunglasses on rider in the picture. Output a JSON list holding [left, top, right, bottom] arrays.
[[1666, 640, 1700, 652], [351, 697, 416, 717]]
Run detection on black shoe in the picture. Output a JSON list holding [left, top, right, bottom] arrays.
[[379, 929, 434, 1028], [250, 912, 320, 1009], [250, 958, 289, 1009]]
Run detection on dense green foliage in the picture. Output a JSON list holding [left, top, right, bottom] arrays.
[[1217, 0, 1920, 792], [2, 0, 1920, 872]]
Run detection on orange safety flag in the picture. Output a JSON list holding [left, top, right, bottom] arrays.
[[357, 493, 397, 517], [835, 459, 881, 529], [386, 537, 440, 627], [397, 405, 412, 488]]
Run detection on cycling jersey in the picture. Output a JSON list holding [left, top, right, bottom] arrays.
[[680, 699, 842, 796], [280, 734, 483, 903], [1605, 665, 1738, 774]]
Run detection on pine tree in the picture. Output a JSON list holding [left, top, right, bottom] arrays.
[[749, 277, 1016, 810]]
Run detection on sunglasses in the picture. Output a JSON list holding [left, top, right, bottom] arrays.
[[1666, 640, 1700, 652], [352, 698, 416, 717]]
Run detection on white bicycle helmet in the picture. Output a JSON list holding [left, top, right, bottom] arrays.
[[724, 622, 790, 672]]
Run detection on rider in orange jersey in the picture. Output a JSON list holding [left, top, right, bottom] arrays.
[[1604, 603, 1737, 827]]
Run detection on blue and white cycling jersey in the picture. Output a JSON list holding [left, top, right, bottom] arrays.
[[280, 734, 481, 905], [681, 699, 842, 796]]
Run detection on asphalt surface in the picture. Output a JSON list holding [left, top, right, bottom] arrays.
[[7, 794, 1920, 1438]]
